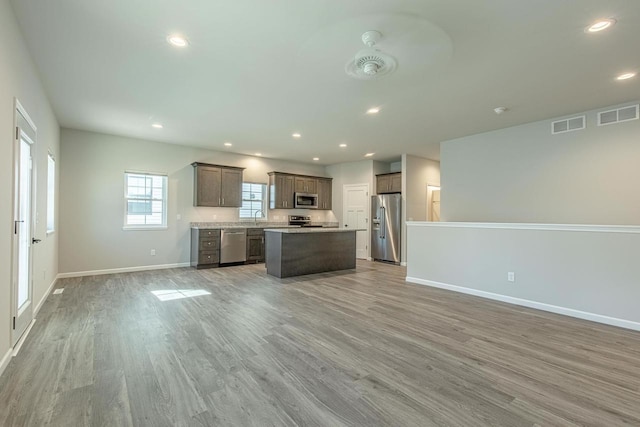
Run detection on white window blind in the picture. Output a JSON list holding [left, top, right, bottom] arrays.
[[46, 153, 55, 233], [124, 172, 167, 228], [239, 182, 266, 219]]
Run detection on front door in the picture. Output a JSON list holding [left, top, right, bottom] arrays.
[[343, 184, 369, 259], [12, 103, 37, 346]]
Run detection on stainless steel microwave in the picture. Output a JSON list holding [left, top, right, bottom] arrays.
[[294, 193, 318, 209]]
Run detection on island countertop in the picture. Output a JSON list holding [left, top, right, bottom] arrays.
[[264, 228, 362, 234]]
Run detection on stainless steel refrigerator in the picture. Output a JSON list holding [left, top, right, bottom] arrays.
[[371, 193, 401, 264]]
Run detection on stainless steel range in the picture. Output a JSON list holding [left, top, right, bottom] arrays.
[[288, 215, 322, 228]]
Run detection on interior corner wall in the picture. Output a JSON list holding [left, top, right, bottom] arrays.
[[58, 128, 330, 274], [440, 101, 640, 225], [400, 154, 441, 263], [0, 0, 60, 365]]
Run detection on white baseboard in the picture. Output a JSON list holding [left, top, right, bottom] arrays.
[[34, 277, 58, 316], [57, 262, 191, 279], [405, 276, 640, 332], [0, 348, 12, 378], [400, 262, 407, 267], [12, 319, 36, 357]]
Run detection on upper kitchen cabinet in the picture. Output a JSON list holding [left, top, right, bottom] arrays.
[[376, 172, 402, 194], [268, 172, 295, 209], [192, 162, 244, 207], [317, 178, 332, 210], [294, 176, 317, 194]]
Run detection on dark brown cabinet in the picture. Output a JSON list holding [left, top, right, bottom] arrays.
[[294, 177, 317, 194], [269, 172, 332, 210], [268, 173, 295, 209], [376, 172, 402, 194], [317, 178, 332, 210], [192, 162, 244, 207], [246, 228, 265, 263], [190, 228, 220, 268]]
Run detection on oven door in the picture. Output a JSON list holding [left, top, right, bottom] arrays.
[[294, 193, 318, 209]]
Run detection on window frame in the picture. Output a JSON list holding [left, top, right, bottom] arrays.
[[123, 171, 168, 230], [239, 182, 267, 221], [46, 152, 55, 235]]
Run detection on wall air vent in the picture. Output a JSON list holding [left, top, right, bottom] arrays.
[[597, 104, 639, 126], [551, 116, 585, 134]]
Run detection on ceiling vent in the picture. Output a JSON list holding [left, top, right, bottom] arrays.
[[345, 31, 397, 80], [597, 104, 639, 126], [551, 116, 585, 134]]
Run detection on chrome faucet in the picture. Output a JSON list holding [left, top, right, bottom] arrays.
[[253, 209, 264, 224]]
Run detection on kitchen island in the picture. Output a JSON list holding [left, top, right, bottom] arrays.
[[264, 228, 358, 278]]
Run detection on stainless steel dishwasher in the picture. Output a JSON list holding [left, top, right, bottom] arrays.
[[220, 229, 247, 264]]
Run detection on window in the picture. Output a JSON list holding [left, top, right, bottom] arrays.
[[124, 172, 167, 228], [239, 182, 266, 219], [46, 153, 55, 233]]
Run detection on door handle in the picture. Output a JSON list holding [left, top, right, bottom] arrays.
[[32, 238, 42, 244]]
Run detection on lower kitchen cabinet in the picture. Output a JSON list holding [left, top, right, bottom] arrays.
[[246, 228, 265, 263], [191, 228, 220, 268]]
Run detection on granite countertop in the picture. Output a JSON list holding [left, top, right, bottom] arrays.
[[191, 222, 339, 230], [264, 228, 364, 234]]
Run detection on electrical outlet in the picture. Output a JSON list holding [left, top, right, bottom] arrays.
[[507, 272, 515, 282], [150, 249, 156, 256]]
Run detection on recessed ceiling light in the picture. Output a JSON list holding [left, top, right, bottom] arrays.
[[364, 152, 375, 157], [616, 72, 636, 81], [255, 153, 262, 156], [367, 107, 380, 114], [313, 157, 319, 161], [167, 35, 189, 47], [585, 18, 616, 33], [224, 142, 232, 147], [339, 143, 347, 148], [292, 133, 302, 138], [151, 123, 163, 129]]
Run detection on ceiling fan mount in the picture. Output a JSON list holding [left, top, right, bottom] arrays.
[[345, 31, 397, 80]]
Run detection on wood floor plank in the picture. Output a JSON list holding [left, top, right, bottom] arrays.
[[1, 261, 639, 426]]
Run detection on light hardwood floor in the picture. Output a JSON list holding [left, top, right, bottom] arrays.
[[1, 260, 639, 426]]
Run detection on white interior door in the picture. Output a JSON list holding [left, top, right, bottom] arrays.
[[343, 184, 369, 259], [12, 103, 37, 346]]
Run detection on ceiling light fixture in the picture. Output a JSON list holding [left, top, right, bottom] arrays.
[[292, 133, 301, 138], [364, 153, 375, 157], [313, 157, 319, 161], [585, 18, 616, 33], [616, 72, 636, 81], [367, 107, 380, 114], [224, 142, 232, 147], [494, 107, 507, 115], [151, 123, 163, 129], [255, 153, 262, 156], [167, 35, 189, 47], [339, 143, 347, 148]]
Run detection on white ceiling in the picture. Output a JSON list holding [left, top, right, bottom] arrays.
[[10, 0, 640, 164]]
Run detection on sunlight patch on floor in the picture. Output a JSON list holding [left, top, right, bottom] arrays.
[[151, 289, 211, 301]]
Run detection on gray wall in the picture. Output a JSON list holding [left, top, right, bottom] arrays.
[[59, 128, 332, 274], [441, 101, 640, 225], [0, 0, 60, 363], [406, 223, 640, 328]]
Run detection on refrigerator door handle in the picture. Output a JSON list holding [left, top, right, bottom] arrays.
[[380, 207, 385, 239]]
